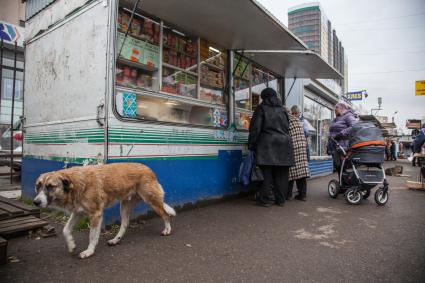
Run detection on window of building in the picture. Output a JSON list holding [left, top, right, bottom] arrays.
[[1, 69, 23, 101]]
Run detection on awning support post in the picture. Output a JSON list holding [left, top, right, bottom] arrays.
[[285, 77, 297, 101], [232, 50, 244, 77]]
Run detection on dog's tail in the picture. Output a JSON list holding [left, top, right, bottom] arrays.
[[163, 203, 176, 217]]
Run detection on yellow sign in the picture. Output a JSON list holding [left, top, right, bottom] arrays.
[[416, 80, 425, 96]]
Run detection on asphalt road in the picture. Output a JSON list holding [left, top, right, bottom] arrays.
[[1, 160, 424, 282]]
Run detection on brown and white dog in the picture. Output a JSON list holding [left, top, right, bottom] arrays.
[[33, 163, 176, 259]]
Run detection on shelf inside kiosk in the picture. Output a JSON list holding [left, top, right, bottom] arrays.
[[116, 8, 160, 91], [199, 40, 227, 105], [161, 26, 199, 98]]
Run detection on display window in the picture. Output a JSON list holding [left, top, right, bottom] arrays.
[[199, 40, 227, 105], [116, 91, 227, 128], [234, 55, 281, 130], [320, 106, 332, 156], [161, 26, 198, 98], [303, 96, 333, 156], [234, 55, 251, 110], [116, 8, 160, 92]]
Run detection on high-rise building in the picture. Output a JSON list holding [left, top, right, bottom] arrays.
[[285, 2, 349, 159], [288, 2, 347, 91]]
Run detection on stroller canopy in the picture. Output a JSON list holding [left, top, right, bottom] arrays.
[[349, 122, 385, 149]]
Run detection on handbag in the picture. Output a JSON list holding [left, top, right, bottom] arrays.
[[250, 153, 264, 182]]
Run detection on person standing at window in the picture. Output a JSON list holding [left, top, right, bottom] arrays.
[[291, 105, 310, 160], [248, 88, 294, 207], [286, 107, 310, 201]]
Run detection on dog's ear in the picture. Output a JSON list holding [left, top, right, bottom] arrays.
[[61, 175, 74, 192]]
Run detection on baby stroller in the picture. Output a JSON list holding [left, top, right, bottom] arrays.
[[327, 122, 390, 205]]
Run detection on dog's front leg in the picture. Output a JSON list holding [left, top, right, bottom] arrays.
[[79, 212, 103, 259], [63, 212, 81, 253]]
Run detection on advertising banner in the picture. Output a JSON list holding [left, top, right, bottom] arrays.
[[415, 80, 425, 96]]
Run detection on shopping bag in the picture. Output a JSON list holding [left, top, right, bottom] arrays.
[[239, 151, 254, 186]]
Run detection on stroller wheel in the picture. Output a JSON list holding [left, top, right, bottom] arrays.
[[344, 189, 362, 205], [328, 179, 340, 198], [362, 189, 371, 200], [374, 188, 389, 206]]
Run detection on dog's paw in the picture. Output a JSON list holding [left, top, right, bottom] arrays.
[[67, 240, 76, 253], [78, 249, 94, 259], [161, 228, 172, 236], [107, 238, 120, 246]]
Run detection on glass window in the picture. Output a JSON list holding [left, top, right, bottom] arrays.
[[234, 55, 281, 130], [199, 40, 227, 105], [234, 55, 251, 110], [116, 91, 227, 128], [320, 106, 332, 156], [303, 97, 319, 156], [1, 69, 24, 101], [114, 4, 230, 128], [161, 26, 198, 97], [116, 9, 160, 92]]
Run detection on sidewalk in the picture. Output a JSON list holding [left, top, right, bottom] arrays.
[[0, 160, 424, 282]]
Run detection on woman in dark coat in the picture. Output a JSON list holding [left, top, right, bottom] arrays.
[[248, 88, 294, 207]]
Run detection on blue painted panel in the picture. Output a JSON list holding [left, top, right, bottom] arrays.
[[22, 150, 244, 224], [309, 159, 333, 177], [22, 154, 333, 225]]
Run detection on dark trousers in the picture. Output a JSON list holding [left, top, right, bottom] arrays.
[[288, 178, 307, 199], [258, 165, 289, 205], [391, 153, 396, 161]]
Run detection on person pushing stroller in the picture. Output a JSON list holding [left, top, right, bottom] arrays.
[[327, 102, 358, 173]]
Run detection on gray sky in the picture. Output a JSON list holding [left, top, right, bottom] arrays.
[[258, 0, 425, 133]]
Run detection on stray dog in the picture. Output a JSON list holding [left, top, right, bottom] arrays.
[[33, 163, 176, 259]]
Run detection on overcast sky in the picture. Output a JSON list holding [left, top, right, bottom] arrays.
[[258, 0, 425, 133]]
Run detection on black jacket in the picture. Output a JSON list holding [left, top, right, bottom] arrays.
[[248, 94, 294, 166]]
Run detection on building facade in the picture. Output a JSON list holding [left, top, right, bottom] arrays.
[[0, 0, 26, 132]]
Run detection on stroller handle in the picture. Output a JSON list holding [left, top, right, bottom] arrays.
[[330, 137, 347, 156]]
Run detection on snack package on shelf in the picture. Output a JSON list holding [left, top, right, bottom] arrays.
[[131, 18, 142, 37], [118, 10, 130, 31]]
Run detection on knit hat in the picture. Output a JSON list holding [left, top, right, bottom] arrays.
[[260, 88, 277, 100]]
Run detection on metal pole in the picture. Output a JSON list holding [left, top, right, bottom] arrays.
[[227, 50, 234, 127], [10, 42, 17, 184], [280, 77, 285, 105], [22, 42, 26, 165]]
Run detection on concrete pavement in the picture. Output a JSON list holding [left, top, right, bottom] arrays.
[[0, 160, 424, 282]]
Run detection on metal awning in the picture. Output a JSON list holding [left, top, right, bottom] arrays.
[[242, 50, 343, 79], [121, 0, 307, 51]]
